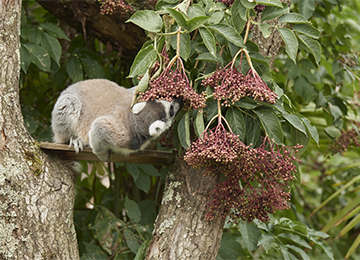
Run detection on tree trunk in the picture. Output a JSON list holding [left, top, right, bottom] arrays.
[[0, 1, 79, 259], [146, 157, 226, 260]]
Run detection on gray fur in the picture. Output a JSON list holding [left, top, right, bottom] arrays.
[[51, 79, 181, 161]]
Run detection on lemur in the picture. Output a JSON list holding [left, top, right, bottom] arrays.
[[51, 79, 181, 161]]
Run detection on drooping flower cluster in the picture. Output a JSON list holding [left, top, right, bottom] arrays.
[[202, 63, 277, 106], [254, 4, 266, 14], [184, 123, 247, 173], [185, 122, 302, 223], [139, 58, 206, 110], [221, 0, 235, 7], [330, 121, 360, 154], [99, 0, 132, 16]]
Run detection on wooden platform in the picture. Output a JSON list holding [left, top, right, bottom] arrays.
[[39, 142, 175, 166]]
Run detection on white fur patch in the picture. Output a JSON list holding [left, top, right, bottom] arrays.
[[132, 102, 147, 114], [149, 120, 167, 137]]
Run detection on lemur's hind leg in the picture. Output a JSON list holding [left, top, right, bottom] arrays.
[[88, 116, 128, 162], [51, 93, 83, 151]]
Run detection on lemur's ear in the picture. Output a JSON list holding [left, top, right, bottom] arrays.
[[132, 102, 147, 114]]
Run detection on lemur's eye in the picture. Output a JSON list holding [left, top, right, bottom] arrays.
[[169, 105, 174, 117]]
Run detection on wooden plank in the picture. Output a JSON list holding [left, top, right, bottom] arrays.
[[39, 142, 175, 166]]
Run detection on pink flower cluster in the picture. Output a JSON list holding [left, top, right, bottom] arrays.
[[139, 58, 206, 110], [185, 124, 302, 223], [202, 64, 277, 106], [331, 121, 360, 154], [254, 4, 266, 14], [99, 0, 132, 16]]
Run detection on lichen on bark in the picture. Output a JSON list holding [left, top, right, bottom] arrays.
[[0, 0, 79, 258]]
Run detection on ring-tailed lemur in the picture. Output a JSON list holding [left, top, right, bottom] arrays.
[[51, 79, 181, 161]]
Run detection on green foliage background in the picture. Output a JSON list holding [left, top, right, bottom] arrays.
[[20, 0, 360, 259]]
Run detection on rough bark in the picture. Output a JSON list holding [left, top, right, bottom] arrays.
[[0, 0, 79, 259], [36, 0, 148, 58], [251, 0, 291, 68], [146, 157, 226, 260]]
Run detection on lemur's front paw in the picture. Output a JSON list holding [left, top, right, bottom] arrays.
[[69, 136, 84, 153]]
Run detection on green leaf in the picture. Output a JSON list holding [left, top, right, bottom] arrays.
[[178, 111, 191, 149], [129, 45, 157, 78], [279, 245, 291, 260], [20, 45, 31, 72], [278, 233, 312, 249], [186, 16, 209, 32], [39, 22, 70, 40], [166, 7, 187, 29], [310, 240, 334, 260], [329, 103, 343, 121], [232, 13, 246, 35], [208, 24, 245, 48], [134, 239, 149, 260], [279, 13, 309, 24], [127, 163, 139, 181], [135, 171, 151, 193], [294, 76, 317, 103], [225, 107, 245, 140], [207, 10, 225, 24], [126, 10, 163, 32], [218, 232, 247, 259], [256, 0, 283, 7], [29, 27, 43, 44], [257, 233, 276, 253], [291, 126, 309, 154], [324, 125, 341, 139], [245, 116, 260, 145], [138, 164, 161, 176], [123, 229, 141, 254], [41, 32, 62, 66], [137, 70, 150, 93], [237, 222, 261, 252], [345, 233, 360, 259], [195, 111, 205, 137], [277, 27, 298, 64], [259, 23, 271, 38], [125, 196, 141, 223], [298, 0, 315, 19], [196, 52, 223, 64], [80, 56, 105, 79], [171, 33, 191, 61], [297, 34, 321, 64], [300, 117, 319, 145], [286, 245, 310, 260], [254, 109, 284, 144], [66, 55, 83, 82], [199, 27, 217, 58], [209, 2, 227, 11], [293, 24, 320, 39], [23, 42, 51, 71], [261, 6, 289, 22], [240, 0, 256, 9], [231, 0, 247, 22], [282, 114, 307, 136], [188, 4, 206, 19], [138, 200, 157, 225]]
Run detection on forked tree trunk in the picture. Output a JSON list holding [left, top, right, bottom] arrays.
[[0, 0, 79, 259], [146, 157, 226, 260]]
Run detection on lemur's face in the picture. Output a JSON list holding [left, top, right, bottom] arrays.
[[132, 98, 182, 138]]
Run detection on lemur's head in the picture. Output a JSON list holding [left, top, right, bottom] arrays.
[[132, 98, 182, 138]]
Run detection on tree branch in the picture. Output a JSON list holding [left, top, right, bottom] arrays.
[[36, 0, 148, 58]]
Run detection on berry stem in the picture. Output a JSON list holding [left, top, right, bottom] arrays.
[[243, 17, 252, 45]]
